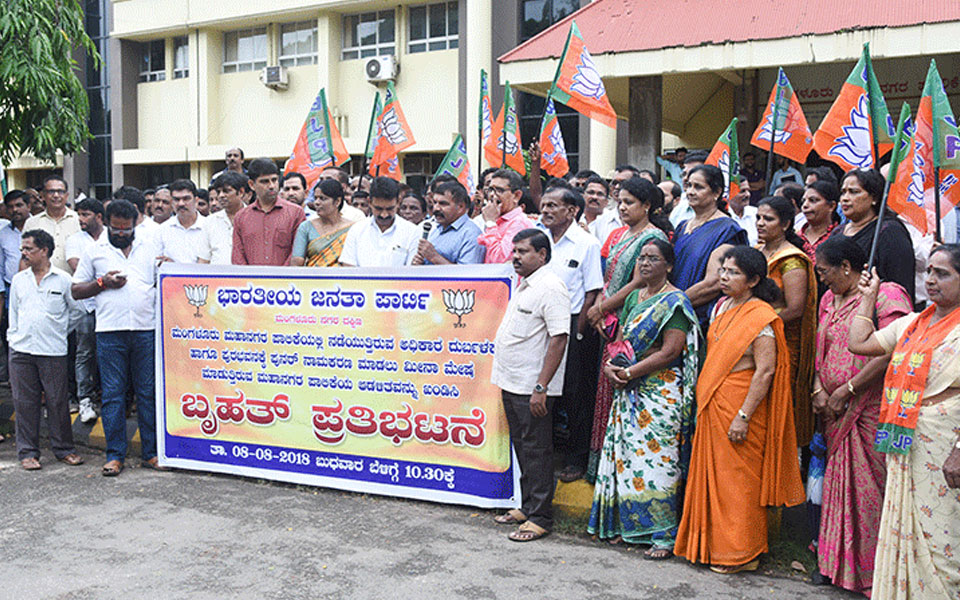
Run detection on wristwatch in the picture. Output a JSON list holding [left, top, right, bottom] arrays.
[[533, 383, 547, 394]]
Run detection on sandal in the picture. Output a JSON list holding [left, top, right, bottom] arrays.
[[141, 457, 170, 472], [20, 457, 41, 471], [557, 465, 585, 483], [643, 547, 674, 561], [494, 509, 527, 525], [59, 453, 84, 466], [710, 559, 759, 574], [102, 460, 124, 477], [508, 521, 549, 542]]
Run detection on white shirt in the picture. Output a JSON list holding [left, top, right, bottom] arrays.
[[8, 267, 79, 356], [73, 235, 160, 332], [731, 205, 759, 246], [589, 205, 623, 246], [138, 217, 160, 233], [65, 230, 101, 313], [24, 209, 81, 273], [536, 221, 603, 313], [341, 203, 365, 222], [339, 216, 420, 267], [491, 267, 571, 396], [669, 195, 695, 228], [902, 210, 958, 305], [157, 213, 207, 263], [198, 209, 234, 264]]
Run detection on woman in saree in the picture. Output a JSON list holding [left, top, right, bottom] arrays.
[[584, 177, 670, 482], [291, 179, 354, 267], [849, 245, 960, 599], [812, 237, 912, 596], [756, 195, 817, 446], [675, 246, 805, 573], [672, 165, 749, 329], [588, 238, 700, 559]]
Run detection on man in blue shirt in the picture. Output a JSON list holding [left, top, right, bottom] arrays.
[[770, 156, 804, 192], [412, 181, 485, 265]]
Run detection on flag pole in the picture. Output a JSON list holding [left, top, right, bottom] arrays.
[[865, 45, 881, 168], [358, 92, 380, 192], [868, 102, 911, 272], [478, 71, 484, 181], [764, 80, 781, 195], [935, 165, 943, 243]]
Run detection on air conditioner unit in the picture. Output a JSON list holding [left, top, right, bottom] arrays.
[[259, 66, 289, 90], [365, 55, 398, 83]]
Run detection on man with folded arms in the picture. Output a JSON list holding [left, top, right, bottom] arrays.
[[9, 229, 84, 470]]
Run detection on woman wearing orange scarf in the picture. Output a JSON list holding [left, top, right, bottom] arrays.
[[849, 246, 960, 599], [675, 246, 804, 573]]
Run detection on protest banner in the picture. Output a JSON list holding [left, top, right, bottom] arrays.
[[156, 264, 519, 509]]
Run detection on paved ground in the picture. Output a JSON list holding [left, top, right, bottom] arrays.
[[0, 436, 857, 600]]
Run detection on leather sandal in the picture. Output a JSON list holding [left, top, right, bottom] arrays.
[[508, 521, 549, 542], [493, 509, 526, 525], [59, 453, 84, 466], [557, 465, 585, 483], [141, 457, 170, 471], [710, 558, 760, 574], [20, 457, 41, 470], [643, 547, 674, 560], [102, 460, 124, 477]]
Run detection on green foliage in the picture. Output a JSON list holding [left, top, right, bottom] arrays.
[[0, 0, 100, 163]]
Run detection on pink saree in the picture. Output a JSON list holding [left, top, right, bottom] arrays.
[[815, 282, 912, 596]]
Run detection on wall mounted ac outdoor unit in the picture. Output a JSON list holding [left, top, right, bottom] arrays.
[[365, 55, 398, 83], [260, 66, 289, 90]]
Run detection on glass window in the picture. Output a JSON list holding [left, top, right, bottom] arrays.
[[222, 27, 267, 73], [408, 2, 458, 54], [173, 36, 189, 78], [341, 10, 395, 60], [521, 0, 577, 41], [138, 39, 165, 82], [280, 21, 318, 67]]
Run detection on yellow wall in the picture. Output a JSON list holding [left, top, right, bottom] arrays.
[[137, 78, 192, 150]]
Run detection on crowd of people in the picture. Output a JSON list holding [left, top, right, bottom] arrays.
[[2, 143, 959, 598]]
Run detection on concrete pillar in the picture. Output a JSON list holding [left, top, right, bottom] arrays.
[[627, 76, 662, 171], [110, 38, 141, 187], [589, 119, 617, 176], [316, 14, 342, 146], [196, 29, 222, 147], [462, 0, 493, 172], [735, 69, 759, 154]]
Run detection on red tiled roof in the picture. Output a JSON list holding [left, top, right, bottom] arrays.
[[500, 0, 960, 63]]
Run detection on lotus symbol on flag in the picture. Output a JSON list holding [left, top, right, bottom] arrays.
[[571, 52, 606, 100], [482, 100, 493, 142], [184, 284, 208, 317], [757, 115, 793, 144], [498, 130, 520, 156], [906, 141, 927, 208], [382, 108, 408, 146], [717, 150, 732, 201], [442, 289, 475, 328], [828, 95, 875, 169]]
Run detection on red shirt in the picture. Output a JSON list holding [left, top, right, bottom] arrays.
[[232, 199, 305, 266], [799, 222, 836, 263]]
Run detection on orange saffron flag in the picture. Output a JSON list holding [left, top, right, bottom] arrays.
[[549, 20, 617, 129], [750, 68, 813, 164]]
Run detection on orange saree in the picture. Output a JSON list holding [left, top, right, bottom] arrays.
[[674, 300, 804, 566]]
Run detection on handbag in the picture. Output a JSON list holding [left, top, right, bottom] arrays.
[[601, 312, 619, 339], [606, 340, 641, 392]]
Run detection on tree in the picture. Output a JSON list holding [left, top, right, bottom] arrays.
[[0, 0, 99, 163]]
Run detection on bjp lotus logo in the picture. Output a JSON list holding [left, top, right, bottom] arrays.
[[907, 352, 926, 375], [442, 289, 475, 328], [184, 284, 208, 317]]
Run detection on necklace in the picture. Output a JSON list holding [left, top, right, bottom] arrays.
[[712, 297, 752, 342], [686, 208, 719, 233], [639, 281, 669, 302]]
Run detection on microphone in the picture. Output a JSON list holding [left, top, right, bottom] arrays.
[[421, 221, 433, 240]]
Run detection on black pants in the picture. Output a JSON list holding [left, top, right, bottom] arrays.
[[10, 350, 75, 460], [559, 315, 601, 469], [501, 390, 557, 530]]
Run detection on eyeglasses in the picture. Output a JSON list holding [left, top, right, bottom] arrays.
[[108, 226, 135, 235], [637, 255, 663, 264], [487, 185, 512, 196], [43, 188, 67, 196]]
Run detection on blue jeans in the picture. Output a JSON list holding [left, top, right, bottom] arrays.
[[97, 330, 157, 462]]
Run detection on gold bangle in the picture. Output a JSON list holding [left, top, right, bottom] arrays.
[[847, 380, 856, 396], [854, 315, 875, 325], [811, 387, 823, 397]]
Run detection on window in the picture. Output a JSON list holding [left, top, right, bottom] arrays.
[[223, 28, 267, 73], [173, 36, 189, 78], [409, 2, 458, 53], [342, 10, 395, 60], [521, 0, 579, 41], [139, 40, 165, 82], [280, 21, 318, 67], [85, 0, 112, 200], [403, 154, 445, 194]]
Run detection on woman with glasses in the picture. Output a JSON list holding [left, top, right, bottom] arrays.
[[584, 177, 670, 482], [675, 246, 804, 574], [588, 238, 700, 559]]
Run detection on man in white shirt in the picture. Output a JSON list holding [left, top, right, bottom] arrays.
[[490, 228, 570, 542], [113, 186, 159, 237], [281, 172, 314, 217], [24, 174, 81, 273], [668, 150, 708, 227], [72, 199, 164, 476], [152, 187, 174, 225], [728, 185, 759, 246], [157, 179, 207, 264], [581, 176, 611, 241], [537, 186, 603, 483], [9, 229, 83, 470], [320, 167, 367, 222], [65, 198, 105, 424], [339, 177, 419, 267], [200, 171, 250, 264]]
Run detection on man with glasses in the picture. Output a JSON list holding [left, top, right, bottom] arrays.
[[24, 175, 81, 273], [477, 169, 534, 264], [72, 200, 163, 476]]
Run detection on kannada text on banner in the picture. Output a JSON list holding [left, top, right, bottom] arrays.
[[156, 264, 518, 508]]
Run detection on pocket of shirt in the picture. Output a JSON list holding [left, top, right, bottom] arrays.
[[44, 290, 67, 317]]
